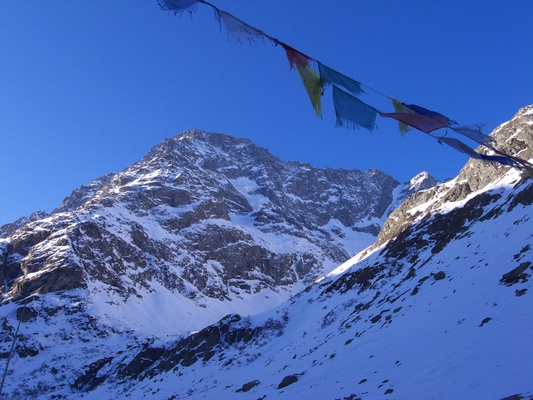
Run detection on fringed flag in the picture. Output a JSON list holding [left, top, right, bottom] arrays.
[[297, 65, 322, 117], [214, 9, 269, 44], [159, 0, 200, 12], [333, 85, 378, 132], [451, 125, 494, 146], [318, 63, 363, 96]]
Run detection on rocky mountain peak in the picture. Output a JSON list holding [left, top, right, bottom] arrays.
[[1, 129, 416, 330], [407, 171, 438, 192]]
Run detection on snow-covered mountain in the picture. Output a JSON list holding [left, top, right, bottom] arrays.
[[1, 106, 531, 399], [0, 130, 423, 337]]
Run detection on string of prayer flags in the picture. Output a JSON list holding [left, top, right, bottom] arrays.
[[297, 65, 322, 117], [318, 63, 363, 97], [451, 125, 495, 146], [159, 0, 200, 12], [158, 1, 529, 171], [214, 9, 269, 44], [333, 85, 378, 132]]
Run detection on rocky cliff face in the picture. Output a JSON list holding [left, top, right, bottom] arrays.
[[365, 105, 533, 256], [0, 130, 412, 326]]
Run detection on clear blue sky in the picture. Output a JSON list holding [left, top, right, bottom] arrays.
[[1, 1, 532, 226]]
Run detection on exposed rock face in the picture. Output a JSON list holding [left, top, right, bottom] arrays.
[[365, 105, 533, 255], [0, 130, 408, 309], [0, 211, 49, 238]]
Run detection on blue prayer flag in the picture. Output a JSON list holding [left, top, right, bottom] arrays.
[[332, 85, 377, 132], [438, 137, 481, 158], [319, 63, 363, 96]]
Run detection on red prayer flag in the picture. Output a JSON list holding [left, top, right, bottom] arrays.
[[280, 42, 313, 69], [380, 112, 450, 133]]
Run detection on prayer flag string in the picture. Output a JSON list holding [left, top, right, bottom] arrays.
[[156, 0, 532, 171]]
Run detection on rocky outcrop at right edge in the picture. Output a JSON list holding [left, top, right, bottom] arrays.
[[366, 105, 533, 254]]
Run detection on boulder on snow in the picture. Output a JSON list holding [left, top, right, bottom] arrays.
[[277, 374, 298, 389]]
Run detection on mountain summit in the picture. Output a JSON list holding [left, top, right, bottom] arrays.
[[1, 129, 414, 335]]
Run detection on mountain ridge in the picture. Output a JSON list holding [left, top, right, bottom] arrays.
[[1, 129, 429, 337]]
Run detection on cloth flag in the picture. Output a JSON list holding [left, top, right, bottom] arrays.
[[389, 98, 414, 134], [160, 0, 200, 11], [332, 85, 378, 131], [318, 63, 363, 96], [297, 65, 322, 117], [280, 42, 313, 69], [403, 103, 455, 123], [214, 9, 269, 44], [451, 125, 494, 146], [380, 112, 449, 133]]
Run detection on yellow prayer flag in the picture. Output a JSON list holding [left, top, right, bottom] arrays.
[[390, 98, 413, 134], [297, 65, 322, 117]]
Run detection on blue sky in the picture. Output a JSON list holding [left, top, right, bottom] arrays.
[[1, 1, 532, 226]]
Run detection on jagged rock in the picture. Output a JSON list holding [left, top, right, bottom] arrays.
[[16, 305, 38, 322], [73, 357, 114, 392], [118, 347, 165, 380], [0, 211, 49, 239]]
